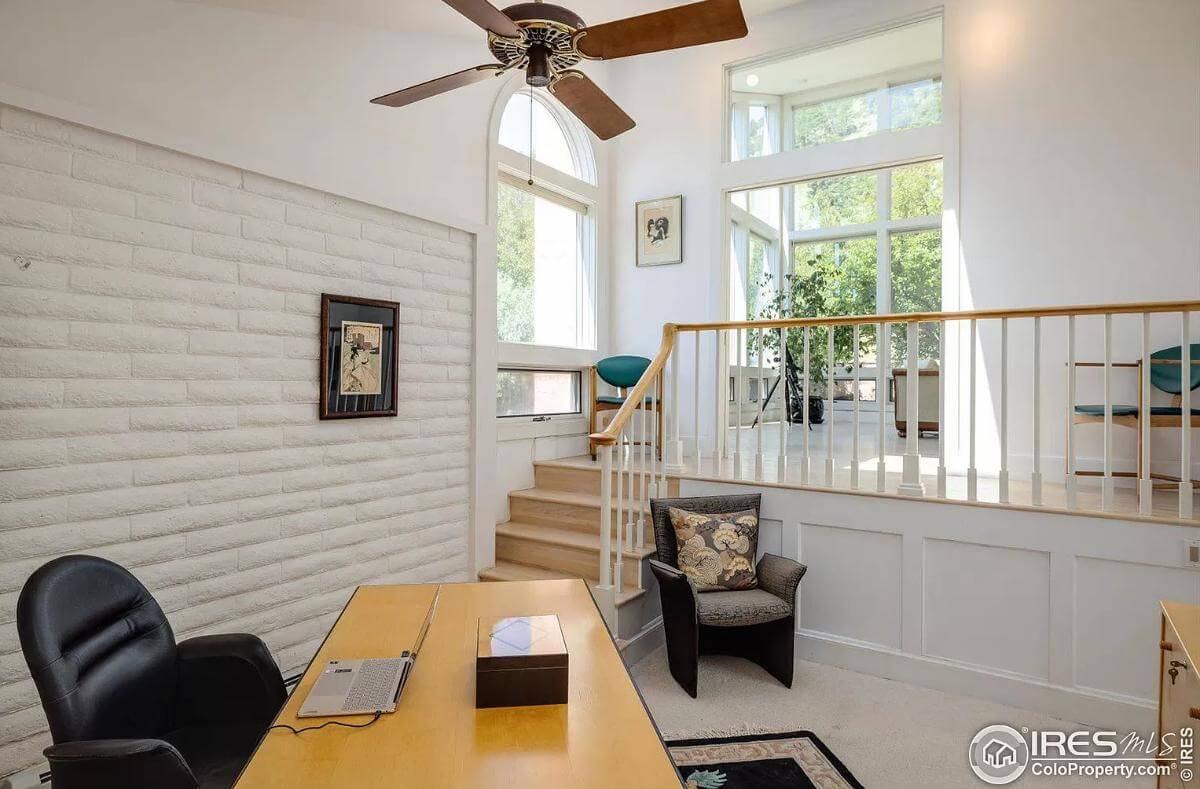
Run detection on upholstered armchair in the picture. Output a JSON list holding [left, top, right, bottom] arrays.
[[648, 494, 806, 698]]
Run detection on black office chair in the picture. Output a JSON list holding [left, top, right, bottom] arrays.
[[648, 494, 807, 698], [17, 555, 287, 789]]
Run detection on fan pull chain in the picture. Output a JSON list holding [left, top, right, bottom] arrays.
[[527, 85, 534, 186]]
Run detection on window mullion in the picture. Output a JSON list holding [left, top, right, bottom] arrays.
[[876, 168, 892, 316]]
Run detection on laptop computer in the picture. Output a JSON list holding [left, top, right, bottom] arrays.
[[297, 586, 440, 718]]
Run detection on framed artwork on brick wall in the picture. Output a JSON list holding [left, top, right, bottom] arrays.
[[319, 293, 399, 419]]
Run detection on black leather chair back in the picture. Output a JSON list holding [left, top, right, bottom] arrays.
[[649, 494, 762, 567], [18, 555, 179, 744]]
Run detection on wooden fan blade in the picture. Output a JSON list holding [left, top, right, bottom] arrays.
[[576, 0, 747, 60], [549, 72, 635, 140], [371, 65, 499, 108], [441, 0, 522, 37]]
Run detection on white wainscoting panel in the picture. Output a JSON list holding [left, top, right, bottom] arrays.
[[923, 539, 1051, 680], [800, 523, 902, 649], [680, 478, 1200, 731], [1074, 557, 1200, 700]]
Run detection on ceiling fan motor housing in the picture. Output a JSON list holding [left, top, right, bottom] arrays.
[[489, 3, 588, 85]]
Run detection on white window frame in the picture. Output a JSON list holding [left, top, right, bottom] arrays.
[[718, 9, 954, 419], [488, 77, 608, 430]]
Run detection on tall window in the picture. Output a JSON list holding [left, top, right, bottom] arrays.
[[725, 14, 944, 409], [731, 160, 943, 364], [728, 16, 942, 161], [495, 91, 597, 350]]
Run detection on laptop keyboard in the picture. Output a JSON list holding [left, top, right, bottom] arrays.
[[342, 658, 405, 711]]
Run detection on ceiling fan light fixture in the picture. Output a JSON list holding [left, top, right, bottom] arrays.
[[526, 45, 552, 87]]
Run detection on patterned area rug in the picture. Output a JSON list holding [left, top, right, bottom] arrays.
[[666, 730, 865, 789]]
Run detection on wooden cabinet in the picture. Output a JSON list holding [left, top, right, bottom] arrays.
[[1159, 601, 1200, 789]]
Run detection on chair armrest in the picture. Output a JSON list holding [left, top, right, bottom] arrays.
[[650, 559, 697, 616], [176, 633, 286, 727], [45, 739, 197, 789], [757, 553, 807, 609]]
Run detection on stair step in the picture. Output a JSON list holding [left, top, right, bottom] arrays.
[[509, 487, 654, 534], [495, 520, 651, 584], [498, 520, 655, 559], [478, 560, 573, 582], [478, 561, 645, 607], [533, 458, 680, 498]]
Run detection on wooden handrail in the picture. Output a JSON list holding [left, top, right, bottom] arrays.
[[672, 300, 1200, 332], [590, 325, 677, 446], [589, 300, 1200, 447]]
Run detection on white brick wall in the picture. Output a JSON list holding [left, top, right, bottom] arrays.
[[0, 104, 475, 775]]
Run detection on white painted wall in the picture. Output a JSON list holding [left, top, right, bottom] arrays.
[[603, 0, 1200, 477]]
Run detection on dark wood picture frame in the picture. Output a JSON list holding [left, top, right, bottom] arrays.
[[319, 293, 400, 420]]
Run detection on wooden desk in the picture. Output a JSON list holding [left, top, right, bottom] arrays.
[[235, 580, 682, 788], [1159, 601, 1200, 789]]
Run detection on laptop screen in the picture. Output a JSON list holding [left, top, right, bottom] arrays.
[[412, 585, 440, 658]]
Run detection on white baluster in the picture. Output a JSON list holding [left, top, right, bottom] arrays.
[[635, 388, 646, 552], [777, 327, 788, 482], [851, 324, 861, 490], [671, 331, 683, 471], [1102, 313, 1114, 511], [714, 330, 724, 477], [937, 320, 947, 498], [967, 319, 978, 501], [755, 329, 765, 481], [1181, 312, 1193, 519], [825, 325, 835, 487], [693, 330, 701, 473], [1031, 317, 1042, 505], [1139, 313, 1152, 515], [720, 326, 729, 460], [878, 322, 888, 493], [649, 376, 660, 508], [899, 320, 924, 496], [999, 317, 1009, 503], [599, 444, 613, 593], [801, 326, 811, 484], [614, 423, 624, 593], [614, 433, 625, 596], [1065, 315, 1078, 508], [735, 327, 744, 480]]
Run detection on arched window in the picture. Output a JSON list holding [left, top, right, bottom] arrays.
[[493, 87, 598, 354], [498, 91, 595, 183]]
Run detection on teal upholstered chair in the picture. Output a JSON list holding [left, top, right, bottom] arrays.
[[1073, 343, 1200, 486], [589, 355, 662, 460]]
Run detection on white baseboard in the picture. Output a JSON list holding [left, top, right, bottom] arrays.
[[0, 764, 45, 789], [797, 630, 1155, 732], [621, 617, 665, 667]]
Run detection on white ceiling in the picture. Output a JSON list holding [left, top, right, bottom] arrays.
[[177, 0, 805, 37]]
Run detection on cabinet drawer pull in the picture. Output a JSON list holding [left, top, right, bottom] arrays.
[[1191, 708, 1200, 721], [1161, 640, 1175, 651]]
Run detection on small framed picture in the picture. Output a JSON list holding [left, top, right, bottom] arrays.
[[319, 293, 399, 419], [635, 195, 683, 267]]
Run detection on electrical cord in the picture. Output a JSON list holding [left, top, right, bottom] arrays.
[[268, 711, 382, 735]]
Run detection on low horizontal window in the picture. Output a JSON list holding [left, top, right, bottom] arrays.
[[497, 368, 582, 418]]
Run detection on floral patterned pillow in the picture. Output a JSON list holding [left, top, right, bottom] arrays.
[[668, 507, 759, 592]]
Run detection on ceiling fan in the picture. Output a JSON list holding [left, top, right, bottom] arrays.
[[370, 0, 749, 140]]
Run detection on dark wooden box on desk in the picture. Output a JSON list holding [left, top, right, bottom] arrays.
[[476, 614, 568, 708]]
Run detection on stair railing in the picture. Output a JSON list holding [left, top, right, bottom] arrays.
[[589, 300, 1200, 626]]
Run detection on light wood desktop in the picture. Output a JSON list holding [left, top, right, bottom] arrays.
[[234, 579, 682, 788]]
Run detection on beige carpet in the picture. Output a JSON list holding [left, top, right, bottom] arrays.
[[631, 648, 1155, 788]]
